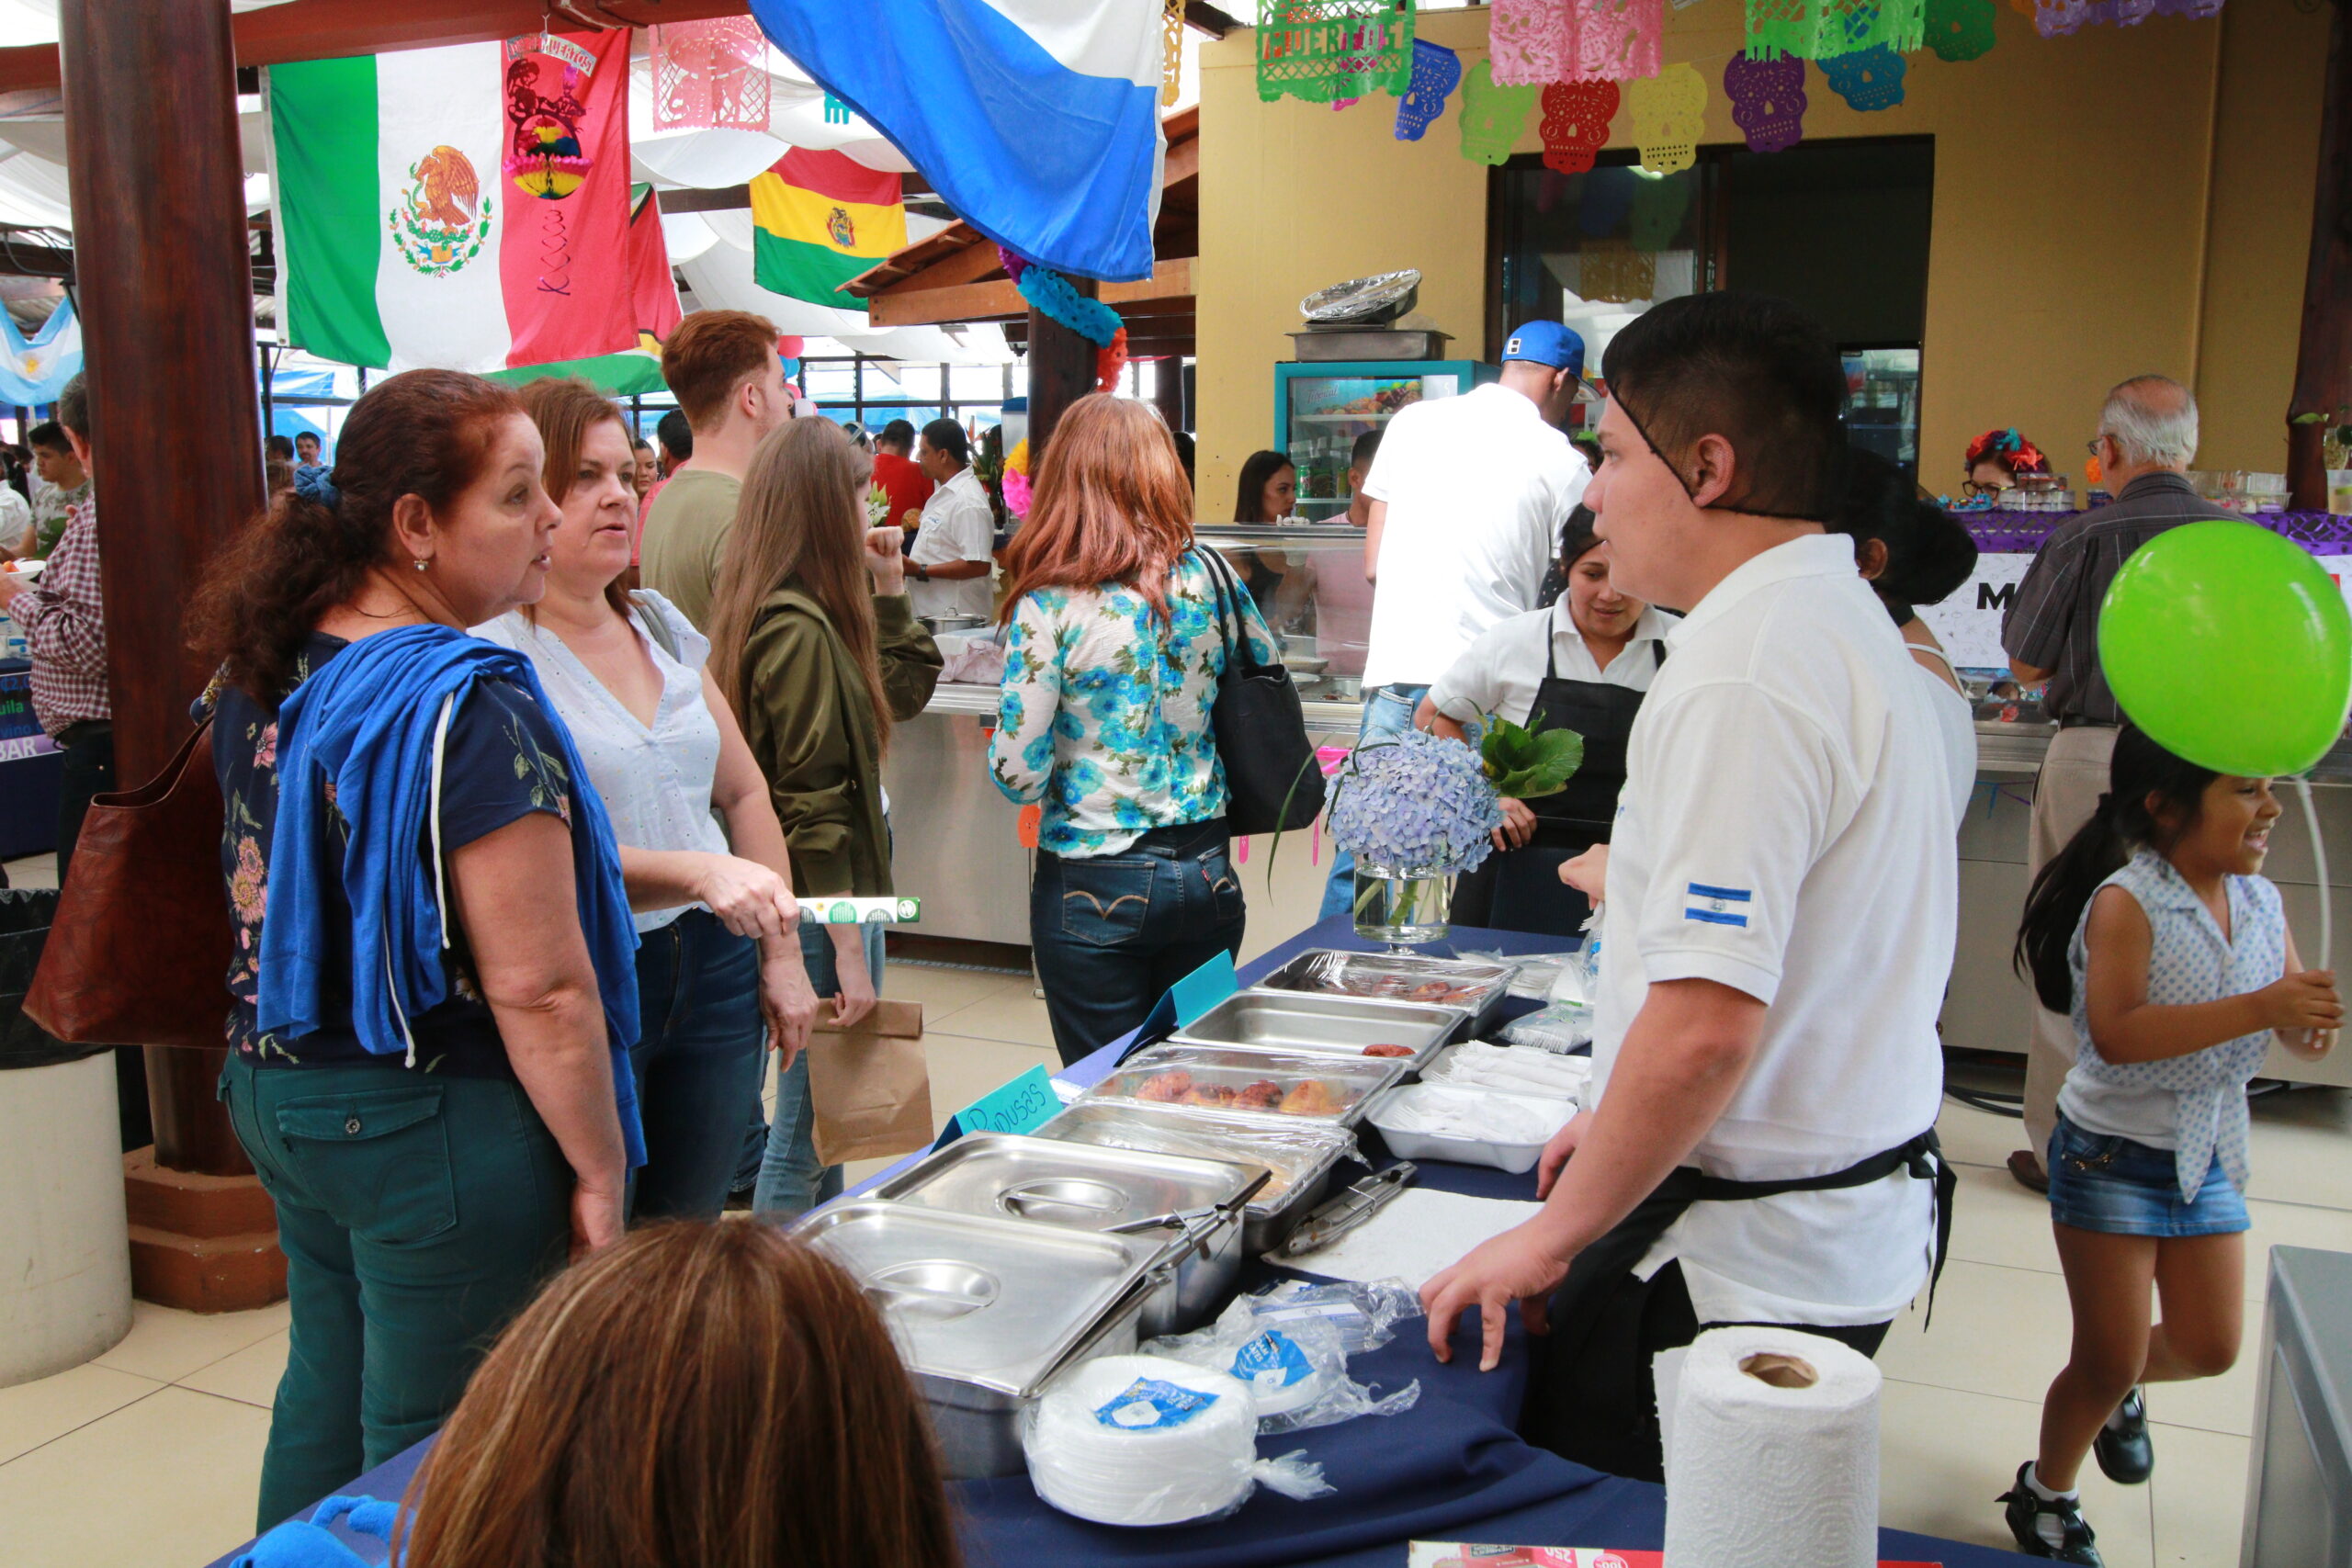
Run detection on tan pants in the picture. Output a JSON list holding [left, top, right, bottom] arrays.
[[2020, 723, 2119, 1167]]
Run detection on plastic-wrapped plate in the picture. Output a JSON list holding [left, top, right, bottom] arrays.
[[1300, 270, 1421, 325]]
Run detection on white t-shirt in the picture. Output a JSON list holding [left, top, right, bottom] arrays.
[[1427, 601, 1677, 729], [471, 592, 731, 933], [909, 467, 996, 621], [1908, 645, 1978, 834], [0, 486, 29, 556], [1587, 533, 1957, 1326], [1360, 383, 1589, 691]]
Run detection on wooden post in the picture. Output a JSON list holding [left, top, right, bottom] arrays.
[[2290, 0, 2352, 511], [62, 0, 283, 1309], [1025, 278, 1102, 464]]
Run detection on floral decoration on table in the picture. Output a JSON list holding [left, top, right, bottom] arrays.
[[1329, 729, 1509, 877]]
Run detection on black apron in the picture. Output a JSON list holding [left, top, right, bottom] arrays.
[[1521, 1130, 1958, 1481], [1451, 635, 1660, 938]]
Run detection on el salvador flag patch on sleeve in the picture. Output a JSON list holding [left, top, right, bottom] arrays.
[[1685, 884, 1751, 927]]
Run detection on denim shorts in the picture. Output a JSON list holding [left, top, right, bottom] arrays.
[[2045, 1113, 2250, 1237]]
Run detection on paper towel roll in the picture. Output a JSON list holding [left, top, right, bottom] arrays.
[[1662, 1325, 1881, 1568]]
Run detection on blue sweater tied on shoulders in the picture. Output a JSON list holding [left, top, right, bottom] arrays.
[[255, 624, 644, 1167]]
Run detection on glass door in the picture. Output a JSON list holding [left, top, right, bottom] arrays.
[[1276, 363, 1473, 521]]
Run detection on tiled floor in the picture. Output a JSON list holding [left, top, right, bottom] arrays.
[[5, 917, 2342, 1564]]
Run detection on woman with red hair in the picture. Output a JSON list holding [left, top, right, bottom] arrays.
[[1964, 427, 2051, 499], [989, 395, 1279, 1065]]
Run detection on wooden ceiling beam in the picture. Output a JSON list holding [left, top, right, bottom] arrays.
[[878, 237, 1003, 295], [869, 258, 1192, 329]]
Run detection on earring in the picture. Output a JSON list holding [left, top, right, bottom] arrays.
[[413, 558, 429, 572]]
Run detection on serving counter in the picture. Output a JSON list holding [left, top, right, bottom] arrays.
[[205, 919, 2039, 1568], [896, 515, 2352, 1087]]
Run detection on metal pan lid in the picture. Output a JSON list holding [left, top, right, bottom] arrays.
[[870, 1133, 1264, 1231], [793, 1203, 1150, 1397]]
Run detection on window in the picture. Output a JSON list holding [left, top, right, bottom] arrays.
[[1488, 137, 1933, 471]]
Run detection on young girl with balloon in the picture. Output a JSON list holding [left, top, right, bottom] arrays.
[[1996, 726, 2338, 1564]]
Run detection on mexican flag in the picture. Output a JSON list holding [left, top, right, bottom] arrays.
[[268, 28, 671, 374], [750, 148, 906, 308]]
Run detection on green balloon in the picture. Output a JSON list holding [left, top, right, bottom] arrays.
[[2098, 520, 2352, 776]]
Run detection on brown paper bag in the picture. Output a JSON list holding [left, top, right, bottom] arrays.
[[806, 998, 933, 1164]]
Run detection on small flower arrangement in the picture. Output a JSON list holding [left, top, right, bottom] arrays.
[[1328, 728, 1507, 876]]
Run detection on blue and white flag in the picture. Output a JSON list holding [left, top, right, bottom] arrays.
[[0, 299, 81, 406], [1684, 883, 1752, 928], [745, 0, 1165, 282]]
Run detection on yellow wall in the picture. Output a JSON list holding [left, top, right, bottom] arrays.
[[1196, 4, 2326, 515]]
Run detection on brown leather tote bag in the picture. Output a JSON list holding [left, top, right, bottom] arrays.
[[26, 721, 233, 1048]]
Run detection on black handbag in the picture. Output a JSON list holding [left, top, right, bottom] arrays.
[[1196, 546, 1328, 836]]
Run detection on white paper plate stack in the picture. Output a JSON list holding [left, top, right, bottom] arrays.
[[1026, 1355, 1261, 1527]]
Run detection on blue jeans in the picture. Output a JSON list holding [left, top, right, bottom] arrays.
[[752, 919, 885, 1217], [1317, 683, 1430, 919], [626, 909, 764, 1223], [1031, 818, 1246, 1066]]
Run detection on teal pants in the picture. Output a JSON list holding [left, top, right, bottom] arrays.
[[220, 1054, 571, 1529]]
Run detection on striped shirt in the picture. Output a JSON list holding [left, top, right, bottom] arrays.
[[2000, 473, 2231, 726], [12, 496, 110, 735]]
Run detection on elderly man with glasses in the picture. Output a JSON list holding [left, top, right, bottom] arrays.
[[1998, 373, 2228, 1194]]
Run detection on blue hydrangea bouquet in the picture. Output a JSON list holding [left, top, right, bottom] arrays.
[[1327, 729, 1505, 949]]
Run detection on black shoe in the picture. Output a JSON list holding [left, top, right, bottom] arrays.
[[1999, 1461, 2104, 1565], [2093, 1386, 2154, 1484], [722, 1184, 757, 1213]]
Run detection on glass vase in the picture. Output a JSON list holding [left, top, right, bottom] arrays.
[[1352, 860, 1453, 951]]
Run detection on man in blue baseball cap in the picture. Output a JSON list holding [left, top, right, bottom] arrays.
[[1317, 321, 1595, 919]]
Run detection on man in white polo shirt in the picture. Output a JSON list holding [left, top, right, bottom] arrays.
[[1421, 292, 1958, 1483], [1317, 321, 1592, 918]]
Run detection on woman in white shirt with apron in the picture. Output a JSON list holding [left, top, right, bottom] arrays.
[[1419, 508, 1675, 937]]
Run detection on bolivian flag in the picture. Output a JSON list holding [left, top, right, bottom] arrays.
[[750, 149, 905, 308]]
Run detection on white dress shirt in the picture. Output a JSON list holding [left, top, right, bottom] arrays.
[[909, 467, 996, 621], [1360, 382, 1589, 691], [1588, 533, 1957, 1326]]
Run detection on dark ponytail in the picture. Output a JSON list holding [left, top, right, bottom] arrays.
[[2013, 726, 2219, 1011], [187, 369, 525, 703]]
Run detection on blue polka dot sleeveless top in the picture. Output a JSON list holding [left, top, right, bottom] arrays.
[[2067, 850, 2283, 1202]]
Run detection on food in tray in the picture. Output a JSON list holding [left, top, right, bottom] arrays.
[[1103, 1065, 1362, 1117], [1363, 1043, 1416, 1058], [1279, 1080, 1343, 1117], [1233, 1078, 1285, 1111], [1288, 971, 1488, 1006], [1134, 1069, 1194, 1103]]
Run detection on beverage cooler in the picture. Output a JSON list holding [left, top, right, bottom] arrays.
[[1272, 360, 1498, 522]]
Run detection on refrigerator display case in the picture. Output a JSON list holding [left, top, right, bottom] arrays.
[[1194, 524, 1381, 716], [1272, 360, 1498, 523]]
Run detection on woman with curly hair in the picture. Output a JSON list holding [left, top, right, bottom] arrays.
[[1964, 427, 2052, 499]]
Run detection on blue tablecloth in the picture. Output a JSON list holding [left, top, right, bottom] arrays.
[[204, 918, 2030, 1567]]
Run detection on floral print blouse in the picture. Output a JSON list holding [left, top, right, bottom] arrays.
[[989, 548, 1279, 857], [212, 631, 575, 1074]]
